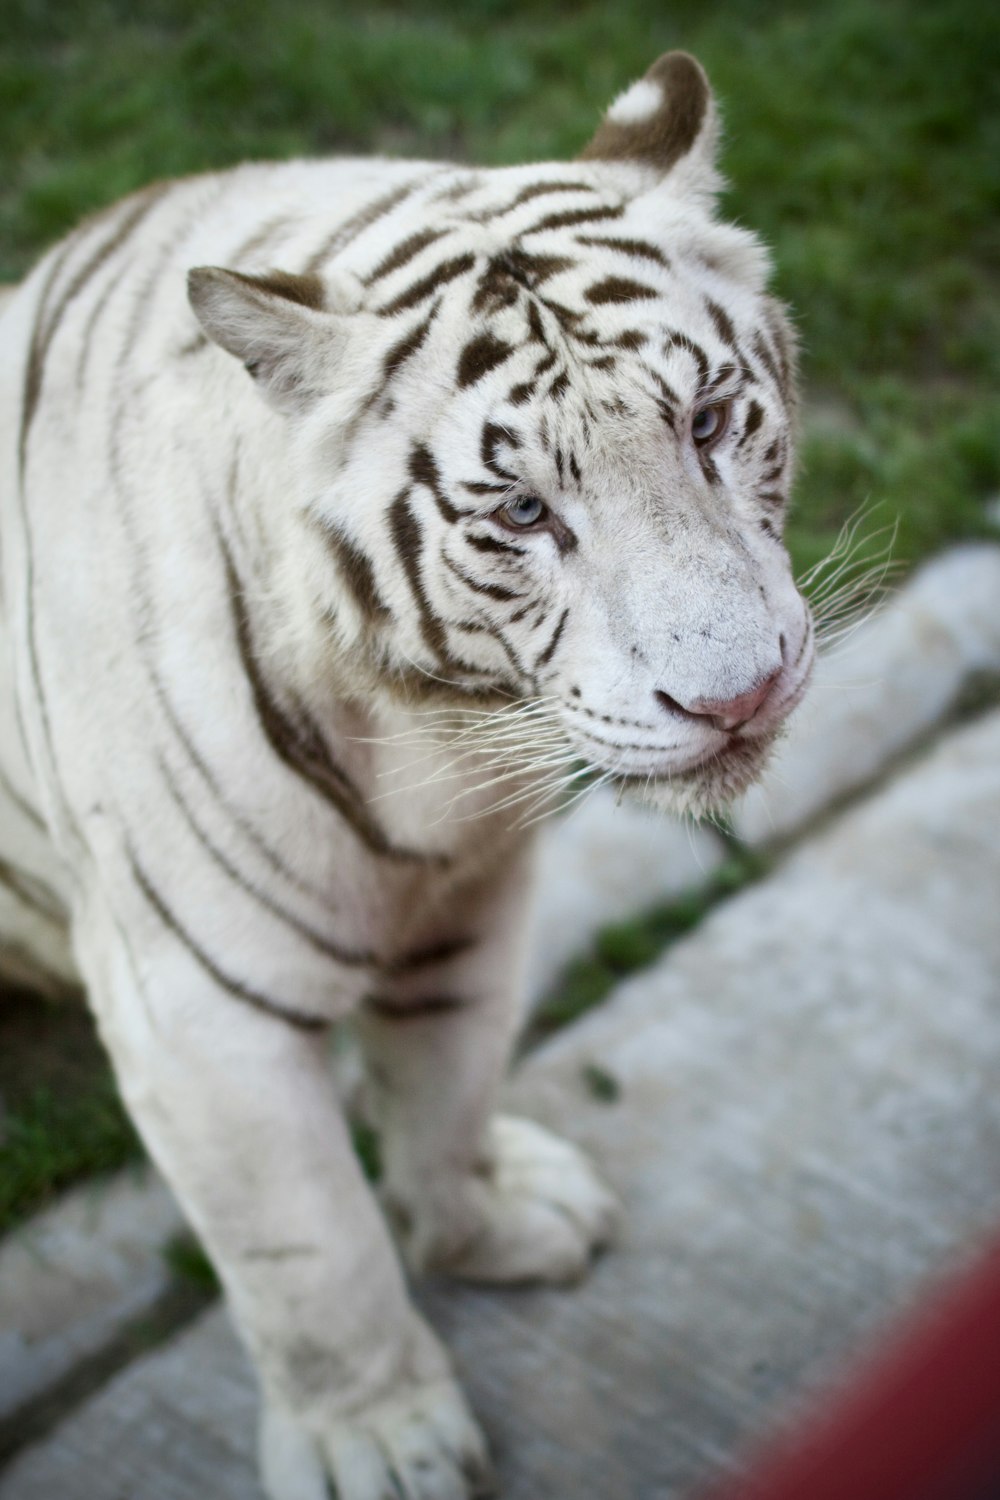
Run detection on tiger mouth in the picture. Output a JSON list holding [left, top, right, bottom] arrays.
[[607, 732, 775, 815]]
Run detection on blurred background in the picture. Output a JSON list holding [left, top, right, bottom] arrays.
[[1, 0, 998, 1287]]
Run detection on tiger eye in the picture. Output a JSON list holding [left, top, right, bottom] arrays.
[[691, 400, 730, 447], [502, 495, 547, 527]]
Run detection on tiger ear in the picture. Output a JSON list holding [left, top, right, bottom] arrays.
[[187, 266, 360, 415], [578, 51, 720, 201]]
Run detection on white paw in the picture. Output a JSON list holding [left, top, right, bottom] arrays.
[[433, 1115, 620, 1285], [260, 1377, 494, 1500]]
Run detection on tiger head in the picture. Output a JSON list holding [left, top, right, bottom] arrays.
[[190, 52, 813, 818]]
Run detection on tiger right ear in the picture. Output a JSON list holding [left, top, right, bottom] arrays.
[[577, 51, 720, 202], [187, 266, 359, 415]]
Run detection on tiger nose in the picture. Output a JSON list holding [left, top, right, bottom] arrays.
[[655, 668, 782, 732]]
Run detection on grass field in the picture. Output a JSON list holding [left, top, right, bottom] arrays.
[[1, 0, 998, 1229]]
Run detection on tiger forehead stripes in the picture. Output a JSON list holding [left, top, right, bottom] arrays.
[[1, 51, 813, 1500]]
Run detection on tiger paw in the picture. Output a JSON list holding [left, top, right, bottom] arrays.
[[259, 1377, 495, 1500], [417, 1115, 620, 1285]]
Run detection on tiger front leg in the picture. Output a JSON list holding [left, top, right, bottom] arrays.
[[357, 860, 620, 1285], [81, 913, 492, 1500]]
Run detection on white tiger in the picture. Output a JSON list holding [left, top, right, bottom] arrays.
[[0, 52, 813, 1500]]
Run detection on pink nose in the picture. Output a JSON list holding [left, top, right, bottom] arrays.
[[656, 669, 781, 733]]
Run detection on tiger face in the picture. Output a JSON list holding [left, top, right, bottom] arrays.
[[191, 53, 812, 818]]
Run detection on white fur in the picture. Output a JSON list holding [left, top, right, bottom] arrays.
[[0, 53, 813, 1500], [606, 77, 664, 124]]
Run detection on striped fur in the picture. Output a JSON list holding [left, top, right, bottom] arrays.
[[0, 52, 811, 1500]]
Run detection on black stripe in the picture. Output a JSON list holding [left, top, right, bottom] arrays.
[[390, 486, 451, 665], [376, 253, 476, 317], [461, 479, 510, 498], [364, 993, 466, 1020], [20, 186, 167, 485], [0, 760, 47, 833], [304, 182, 422, 274], [457, 331, 515, 389], [702, 361, 737, 398], [480, 422, 520, 484], [576, 234, 670, 268], [527, 301, 548, 345], [232, 214, 296, 268], [663, 331, 710, 384], [74, 265, 125, 389], [365, 228, 449, 284], [737, 400, 765, 449], [176, 332, 209, 358], [492, 180, 598, 217], [531, 349, 558, 380], [535, 606, 568, 669], [158, 753, 377, 967], [146, 647, 333, 904], [753, 331, 784, 395], [383, 935, 475, 974], [706, 297, 738, 348], [308, 516, 392, 624], [612, 330, 648, 350], [585, 275, 658, 306], [443, 555, 523, 602], [0, 854, 66, 923], [410, 443, 461, 522], [649, 368, 680, 411], [222, 539, 438, 864], [525, 204, 625, 235], [465, 532, 526, 556], [128, 843, 329, 1031], [471, 250, 575, 313], [17, 240, 81, 486], [380, 303, 438, 386]]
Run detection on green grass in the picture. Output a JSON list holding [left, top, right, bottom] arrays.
[[0, 1079, 142, 1235], [0, 990, 143, 1234], [2, 0, 998, 579], [526, 842, 771, 1049]]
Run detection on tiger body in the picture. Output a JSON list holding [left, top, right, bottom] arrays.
[[0, 55, 813, 1500]]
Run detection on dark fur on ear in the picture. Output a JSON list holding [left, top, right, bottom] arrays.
[[187, 266, 338, 414], [578, 52, 715, 181], [221, 269, 327, 312]]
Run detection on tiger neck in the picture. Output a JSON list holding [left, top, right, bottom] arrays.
[[213, 420, 539, 858]]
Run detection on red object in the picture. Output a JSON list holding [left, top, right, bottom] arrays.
[[701, 1235, 1000, 1500]]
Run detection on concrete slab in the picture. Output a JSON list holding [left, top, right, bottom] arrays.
[[0, 1168, 183, 1430], [735, 543, 1000, 843], [4, 708, 999, 1498], [525, 795, 725, 999]]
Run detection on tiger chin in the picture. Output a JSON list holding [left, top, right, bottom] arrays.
[[0, 51, 812, 1500]]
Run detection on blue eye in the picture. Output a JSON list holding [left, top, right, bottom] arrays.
[[691, 401, 730, 446], [501, 495, 547, 528]]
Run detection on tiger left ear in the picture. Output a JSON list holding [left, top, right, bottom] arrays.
[[578, 51, 720, 198], [187, 266, 358, 415]]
